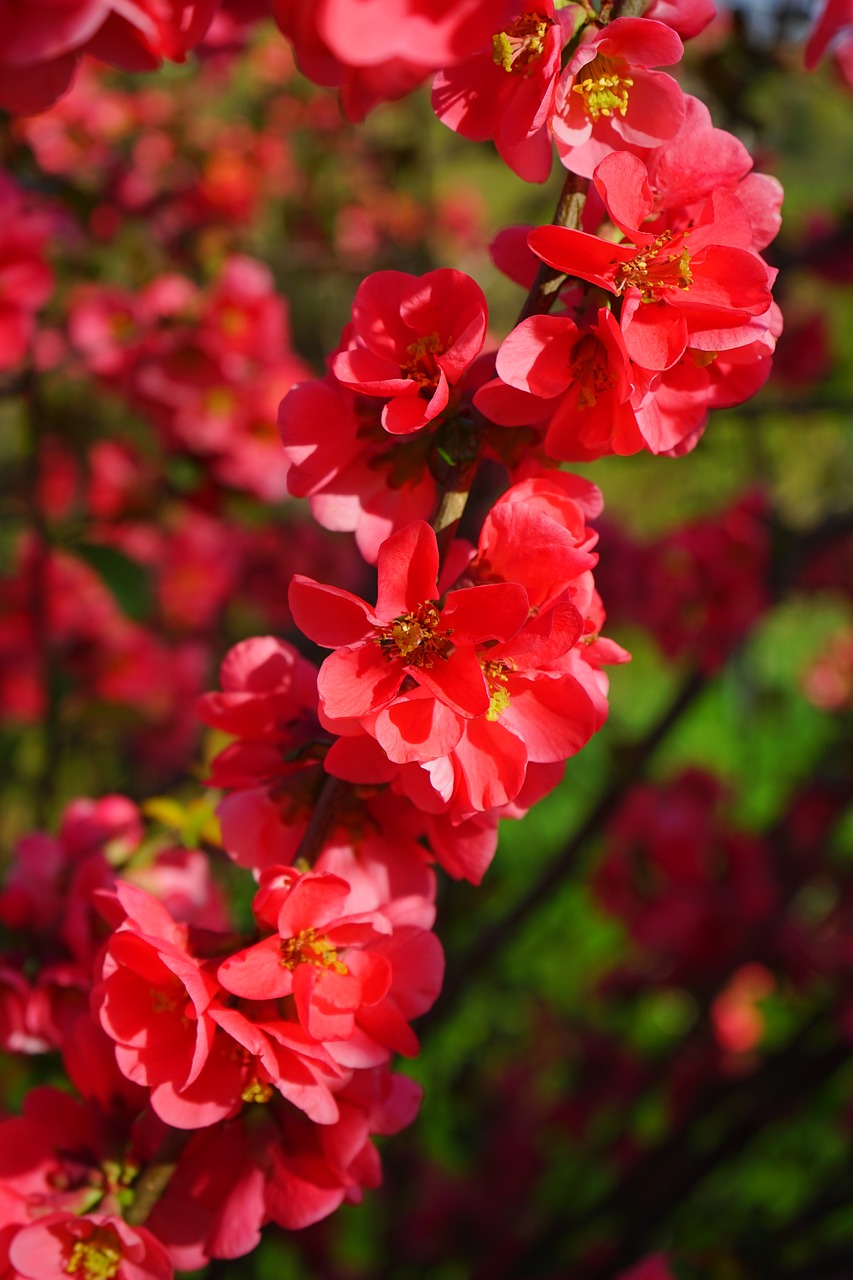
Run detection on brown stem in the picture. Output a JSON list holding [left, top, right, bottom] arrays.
[[519, 171, 590, 321], [125, 1128, 190, 1226], [431, 167, 590, 562], [432, 460, 479, 570], [292, 773, 350, 867]]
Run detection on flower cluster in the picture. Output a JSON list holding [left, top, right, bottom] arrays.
[[0, 0, 818, 1274], [0, 788, 440, 1272]]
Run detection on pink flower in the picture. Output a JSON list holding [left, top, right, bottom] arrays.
[[8, 1213, 172, 1280], [330, 269, 488, 434], [432, 2, 569, 182], [553, 17, 686, 179]]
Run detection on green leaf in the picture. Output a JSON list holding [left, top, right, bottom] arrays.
[[74, 543, 152, 622]]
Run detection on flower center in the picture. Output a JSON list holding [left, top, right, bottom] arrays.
[[374, 601, 453, 666], [493, 13, 551, 75], [241, 1078, 274, 1104], [280, 927, 348, 975], [481, 658, 514, 722], [572, 55, 634, 120], [403, 332, 443, 390], [150, 988, 179, 1014], [614, 231, 693, 302], [66, 1227, 122, 1280], [570, 333, 615, 409]]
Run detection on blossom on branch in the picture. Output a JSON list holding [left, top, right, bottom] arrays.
[[432, 1, 570, 182], [553, 16, 686, 179], [330, 268, 488, 435]]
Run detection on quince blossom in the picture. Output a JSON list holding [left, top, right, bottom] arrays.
[[330, 268, 488, 435], [528, 151, 775, 371], [290, 520, 530, 745], [553, 17, 686, 179], [432, 1, 569, 183], [6, 1212, 172, 1280]]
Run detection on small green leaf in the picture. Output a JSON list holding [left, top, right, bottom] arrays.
[[74, 543, 151, 622]]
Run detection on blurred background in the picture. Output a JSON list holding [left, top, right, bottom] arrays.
[[1, 3, 852, 1276]]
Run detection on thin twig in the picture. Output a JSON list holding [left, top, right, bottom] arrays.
[[292, 773, 350, 867], [125, 1127, 191, 1226], [429, 165, 591, 558]]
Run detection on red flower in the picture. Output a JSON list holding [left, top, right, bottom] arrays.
[[805, 0, 853, 69], [270, 0, 431, 121], [616, 1257, 675, 1280], [94, 884, 220, 1101], [219, 870, 395, 1045], [553, 17, 686, 179], [146, 1065, 423, 1260], [279, 374, 439, 563], [313, 0, 506, 70], [290, 520, 529, 757], [0, 1, 217, 113], [8, 1213, 172, 1280], [0, 175, 53, 371], [330, 269, 488, 434], [480, 306, 654, 460], [528, 151, 774, 370], [432, 2, 568, 183]]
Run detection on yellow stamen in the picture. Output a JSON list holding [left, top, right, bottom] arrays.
[[150, 989, 179, 1014], [493, 13, 551, 75], [403, 332, 443, 389], [241, 1078, 274, 1104], [280, 928, 348, 975], [571, 333, 615, 409], [374, 601, 453, 667], [204, 386, 236, 415], [66, 1228, 122, 1280], [481, 658, 514, 722], [614, 230, 693, 302], [573, 55, 633, 120]]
